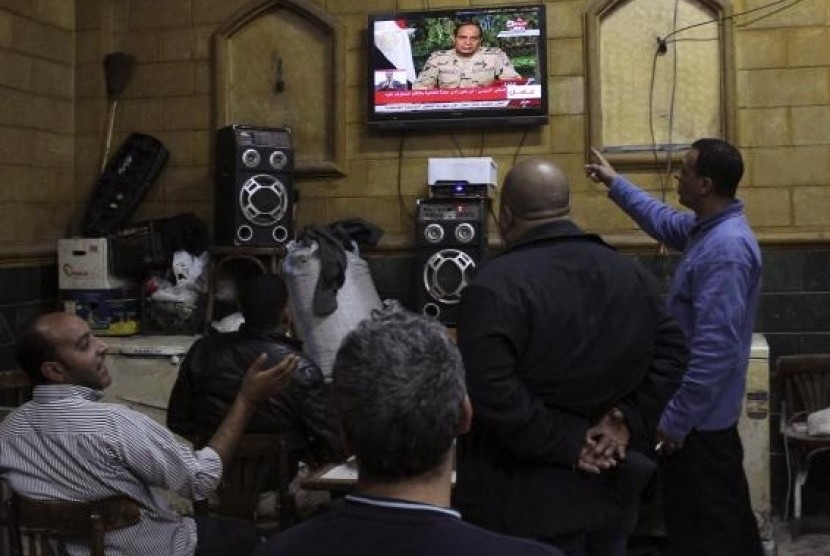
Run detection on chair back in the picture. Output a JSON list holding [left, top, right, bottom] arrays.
[[214, 433, 298, 526], [776, 354, 830, 419], [0, 370, 31, 419], [3, 492, 140, 556]]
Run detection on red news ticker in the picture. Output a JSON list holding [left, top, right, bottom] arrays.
[[375, 86, 508, 104]]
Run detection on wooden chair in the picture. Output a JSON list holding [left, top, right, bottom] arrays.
[[2, 489, 141, 556], [0, 370, 31, 419], [193, 433, 299, 529], [777, 354, 830, 539]]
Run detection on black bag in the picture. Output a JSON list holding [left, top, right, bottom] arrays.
[[109, 213, 209, 277], [82, 133, 169, 237]]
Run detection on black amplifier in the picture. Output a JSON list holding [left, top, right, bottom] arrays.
[[428, 181, 495, 199]]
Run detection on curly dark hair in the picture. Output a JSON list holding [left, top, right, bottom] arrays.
[[333, 308, 466, 483]]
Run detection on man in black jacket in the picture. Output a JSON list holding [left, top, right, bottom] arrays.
[[454, 158, 688, 556], [167, 273, 344, 470]]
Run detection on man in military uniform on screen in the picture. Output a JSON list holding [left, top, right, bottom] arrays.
[[413, 21, 522, 89]]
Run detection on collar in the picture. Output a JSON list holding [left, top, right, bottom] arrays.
[[691, 199, 744, 235], [32, 384, 103, 403], [508, 220, 612, 253], [239, 325, 303, 350], [345, 494, 461, 519]]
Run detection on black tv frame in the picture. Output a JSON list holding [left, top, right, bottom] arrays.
[[366, 4, 549, 132]]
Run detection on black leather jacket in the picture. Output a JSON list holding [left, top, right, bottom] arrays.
[[167, 325, 345, 466]]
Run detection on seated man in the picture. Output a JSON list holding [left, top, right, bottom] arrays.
[[0, 311, 295, 556], [167, 273, 344, 469], [256, 308, 563, 556]]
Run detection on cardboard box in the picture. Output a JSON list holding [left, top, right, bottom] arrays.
[[428, 157, 498, 187], [61, 288, 141, 336], [58, 238, 132, 290]]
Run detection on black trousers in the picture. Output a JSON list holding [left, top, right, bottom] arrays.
[[661, 427, 763, 556], [194, 514, 263, 556]]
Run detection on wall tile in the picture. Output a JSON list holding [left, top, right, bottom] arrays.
[[128, 0, 191, 30], [192, 0, 240, 26], [546, 0, 583, 40], [737, 107, 790, 147], [742, 187, 792, 228], [735, 29, 787, 70], [739, 67, 829, 107], [791, 105, 830, 145], [748, 146, 830, 187], [12, 16, 72, 63], [115, 31, 161, 64], [32, 0, 74, 30], [0, 10, 12, 48], [549, 37, 582, 76], [31, 58, 73, 98], [794, 186, 830, 227], [0, 51, 32, 90], [786, 27, 830, 68], [126, 61, 195, 98], [737, 0, 830, 29], [548, 75, 584, 115], [162, 95, 211, 130]]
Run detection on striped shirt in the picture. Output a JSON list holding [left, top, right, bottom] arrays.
[[0, 384, 223, 556]]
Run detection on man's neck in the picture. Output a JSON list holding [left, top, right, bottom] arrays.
[[697, 196, 734, 220], [355, 457, 453, 508]]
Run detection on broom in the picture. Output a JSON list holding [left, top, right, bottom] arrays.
[[99, 52, 136, 173]]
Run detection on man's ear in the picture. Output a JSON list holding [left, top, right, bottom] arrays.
[[40, 361, 66, 384], [457, 395, 473, 435], [498, 204, 514, 238], [699, 176, 715, 196]]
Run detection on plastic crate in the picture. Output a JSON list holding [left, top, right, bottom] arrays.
[[141, 295, 205, 335]]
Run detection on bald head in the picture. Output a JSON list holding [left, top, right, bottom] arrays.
[[502, 158, 570, 219]]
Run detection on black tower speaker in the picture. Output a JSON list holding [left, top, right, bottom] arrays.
[[415, 197, 488, 325], [214, 125, 294, 246]]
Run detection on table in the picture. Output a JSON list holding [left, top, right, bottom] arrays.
[[301, 460, 457, 495], [301, 460, 359, 495]]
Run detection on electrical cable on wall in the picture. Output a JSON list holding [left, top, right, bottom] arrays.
[[396, 133, 416, 220], [643, 0, 805, 270], [449, 135, 464, 157], [663, 0, 681, 196], [512, 128, 530, 167], [647, 0, 807, 193], [660, 0, 806, 44]]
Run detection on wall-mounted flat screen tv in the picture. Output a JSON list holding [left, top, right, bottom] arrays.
[[367, 4, 548, 131]]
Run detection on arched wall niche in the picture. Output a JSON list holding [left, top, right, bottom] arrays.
[[584, 0, 736, 170], [214, 0, 346, 178]]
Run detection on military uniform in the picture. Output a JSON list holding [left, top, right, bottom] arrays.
[[413, 47, 521, 89]]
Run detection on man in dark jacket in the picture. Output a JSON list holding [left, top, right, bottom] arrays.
[[167, 273, 344, 470], [453, 158, 688, 556]]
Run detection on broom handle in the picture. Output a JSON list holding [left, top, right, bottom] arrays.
[[100, 99, 118, 173]]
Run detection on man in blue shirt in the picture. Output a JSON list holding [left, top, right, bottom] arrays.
[[586, 138, 763, 556]]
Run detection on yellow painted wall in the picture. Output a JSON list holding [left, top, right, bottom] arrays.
[[0, 0, 827, 258]]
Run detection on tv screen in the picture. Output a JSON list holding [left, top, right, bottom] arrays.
[[367, 4, 548, 131]]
